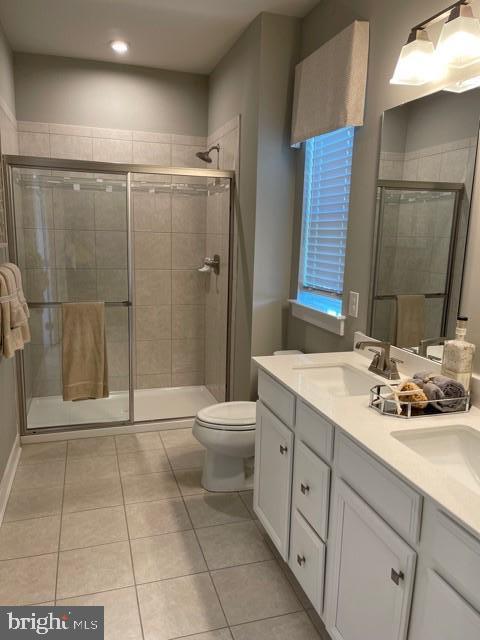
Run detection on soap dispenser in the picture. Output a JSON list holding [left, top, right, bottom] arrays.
[[441, 316, 475, 390]]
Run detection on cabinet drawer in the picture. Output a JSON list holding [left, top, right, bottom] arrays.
[[431, 510, 480, 612], [296, 400, 333, 463], [335, 432, 422, 545], [293, 440, 330, 541], [289, 509, 326, 614], [258, 370, 295, 428]]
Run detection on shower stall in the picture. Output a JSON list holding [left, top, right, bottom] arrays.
[[3, 156, 234, 434]]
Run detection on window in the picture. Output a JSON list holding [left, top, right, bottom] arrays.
[[297, 126, 354, 319]]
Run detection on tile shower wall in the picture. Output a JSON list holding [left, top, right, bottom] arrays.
[[205, 116, 239, 401], [132, 175, 207, 389], [17, 121, 221, 396], [14, 173, 129, 397]]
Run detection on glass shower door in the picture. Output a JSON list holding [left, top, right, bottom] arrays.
[[11, 167, 131, 430]]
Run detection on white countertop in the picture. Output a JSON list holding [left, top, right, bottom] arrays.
[[253, 350, 480, 540]]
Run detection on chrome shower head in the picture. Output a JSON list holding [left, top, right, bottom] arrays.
[[196, 145, 220, 163]]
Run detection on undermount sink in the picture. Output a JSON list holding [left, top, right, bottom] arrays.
[[292, 363, 377, 397], [392, 426, 480, 495]]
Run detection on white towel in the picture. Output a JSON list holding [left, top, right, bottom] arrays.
[[3, 262, 30, 319], [0, 270, 26, 358]]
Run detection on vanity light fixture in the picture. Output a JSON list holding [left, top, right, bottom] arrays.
[[444, 74, 480, 91], [110, 40, 129, 54], [390, 29, 442, 85], [437, 3, 480, 67], [391, 1, 480, 86]]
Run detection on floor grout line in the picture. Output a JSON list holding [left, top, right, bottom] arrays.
[[114, 433, 146, 640], [2, 430, 322, 637], [53, 446, 68, 604]]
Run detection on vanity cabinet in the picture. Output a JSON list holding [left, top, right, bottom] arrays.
[[253, 400, 294, 559], [409, 570, 480, 640], [325, 479, 416, 640]]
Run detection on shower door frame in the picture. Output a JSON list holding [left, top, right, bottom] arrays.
[[368, 179, 466, 344], [2, 155, 235, 436]]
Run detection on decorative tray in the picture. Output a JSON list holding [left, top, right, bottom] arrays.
[[369, 383, 471, 419]]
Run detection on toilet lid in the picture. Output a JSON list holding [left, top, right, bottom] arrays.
[[197, 401, 257, 429]]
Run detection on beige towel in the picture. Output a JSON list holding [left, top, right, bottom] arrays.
[[395, 295, 425, 348], [62, 302, 109, 401], [0, 265, 28, 330], [3, 262, 30, 318], [0, 271, 26, 358]]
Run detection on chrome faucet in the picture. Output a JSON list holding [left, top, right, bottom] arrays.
[[419, 336, 446, 359], [355, 341, 401, 380]]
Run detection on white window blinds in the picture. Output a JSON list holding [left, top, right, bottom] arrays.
[[300, 126, 354, 298]]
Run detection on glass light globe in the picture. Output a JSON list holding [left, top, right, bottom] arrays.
[[437, 5, 480, 68], [391, 30, 443, 85]]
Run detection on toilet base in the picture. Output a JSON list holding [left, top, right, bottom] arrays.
[[201, 450, 252, 492]]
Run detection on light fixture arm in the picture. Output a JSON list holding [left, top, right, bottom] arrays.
[[411, 0, 469, 32]]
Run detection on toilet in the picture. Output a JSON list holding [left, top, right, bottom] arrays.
[[193, 350, 303, 492], [193, 401, 257, 492]]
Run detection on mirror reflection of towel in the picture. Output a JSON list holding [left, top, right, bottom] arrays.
[[395, 295, 425, 348], [62, 302, 109, 401]]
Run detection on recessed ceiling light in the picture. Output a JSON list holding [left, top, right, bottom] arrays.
[[110, 40, 129, 55]]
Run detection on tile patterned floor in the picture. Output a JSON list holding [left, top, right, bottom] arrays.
[[0, 428, 329, 640]]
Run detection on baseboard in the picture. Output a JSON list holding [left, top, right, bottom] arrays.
[[20, 417, 194, 444], [0, 434, 21, 526]]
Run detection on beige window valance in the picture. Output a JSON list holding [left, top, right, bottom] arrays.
[[291, 20, 370, 145]]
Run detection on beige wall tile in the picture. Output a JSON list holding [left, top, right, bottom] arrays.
[[172, 270, 205, 305], [49, 123, 93, 136], [132, 141, 171, 164], [172, 144, 207, 168], [136, 305, 171, 340], [90, 127, 133, 140], [136, 373, 172, 389], [95, 231, 128, 268], [57, 268, 97, 301], [53, 188, 95, 229], [172, 338, 204, 373], [20, 186, 54, 228], [25, 268, 57, 302], [134, 232, 171, 269], [106, 306, 129, 342], [133, 191, 171, 232], [24, 228, 55, 268], [172, 194, 206, 233], [135, 269, 171, 305], [55, 230, 95, 268], [94, 191, 127, 230], [18, 121, 50, 133], [136, 340, 172, 375], [172, 305, 204, 338], [172, 233, 206, 269], [18, 131, 50, 157], [172, 371, 204, 386], [97, 269, 128, 302], [107, 340, 129, 377], [93, 138, 133, 163], [133, 131, 172, 143], [50, 134, 93, 160]]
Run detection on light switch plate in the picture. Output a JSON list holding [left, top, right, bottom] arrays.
[[348, 291, 359, 318]]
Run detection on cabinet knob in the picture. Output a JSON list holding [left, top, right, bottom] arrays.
[[300, 483, 310, 495], [390, 568, 405, 585], [297, 554, 306, 566], [279, 445, 288, 455]]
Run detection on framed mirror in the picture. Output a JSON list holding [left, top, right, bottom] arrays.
[[369, 89, 480, 363]]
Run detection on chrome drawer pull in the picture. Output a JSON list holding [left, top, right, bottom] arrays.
[[300, 483, 310, 495], [297, 554, 306, 566], [279, 445, 288, 455], [391, 569, 404, 585]]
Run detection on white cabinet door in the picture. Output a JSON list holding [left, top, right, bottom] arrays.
[[253, 400, 294, 560], [325, 479, 417, 640], [410, 570, 480, 640]]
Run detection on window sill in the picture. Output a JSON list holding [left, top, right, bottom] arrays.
[[289, 299, 346, 336]]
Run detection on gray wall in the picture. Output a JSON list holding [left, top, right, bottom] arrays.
[[208, 15, 262, 400], [286, 0, 480, 355], [14, 53, 209, 135], [0, 22, 19, 484], [208, 13, 300, 399]]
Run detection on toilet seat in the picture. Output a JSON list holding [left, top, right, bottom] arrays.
[[196, 401, 256, 431]]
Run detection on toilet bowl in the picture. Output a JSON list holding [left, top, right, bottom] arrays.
[[193, 401, 257, 492]]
